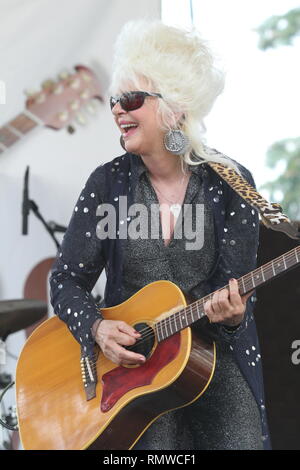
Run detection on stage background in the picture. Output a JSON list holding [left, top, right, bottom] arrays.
[[0, 0, 160, 449], [255, 223, 300, 450], [1, 0, 299, 451]]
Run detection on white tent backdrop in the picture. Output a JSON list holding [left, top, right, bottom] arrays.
[[0, 0, 160, 448]]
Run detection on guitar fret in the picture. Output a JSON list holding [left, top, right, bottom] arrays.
[[271, 260, 275, 276], [290, 252, 296, 267], [283, 256, 287, 269], [156, 247, 300, 343], [198, 301, 206, 321], [175, 314, 179, 333], [190, 305, 194, 323], [196, 302, 200, 320], [177, 313, 181, 331], [179, 311, 183, 329], [0, 126, 20, 147], [160, 321, 164, 341], [198, 302, 203, 320], [161, 321, 165, 341], [169, 317, 173, 335], [186, 306, 190, 325], [241, 276, 246, 295], [6, 124, 24, 138], [0, 142, 7, 152], [275, 257, 285, 274], [0, 113, 38, 151], [10, 113, 38, 134], [164, 318, 169, 339], [156, 322, 162, 342], [244, 276, 253, 292], [253, 271, 259, 285], [160, 319, 167, 341], [190, 306, 194, 324], [285, 253, 291, 267], [158, 321, 164, 341], [173, 314, 178, 334], [161, 320, 168, 339], [251, 271, 255, 288], [166, 318, 172, 337], [267, 264, 274, 279], [172, 316, 177, 333]]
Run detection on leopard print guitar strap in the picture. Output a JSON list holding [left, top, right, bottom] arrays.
[[208, 161, 300, 240]]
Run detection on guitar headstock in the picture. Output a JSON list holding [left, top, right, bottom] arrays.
[[25, 65, 104, 130]]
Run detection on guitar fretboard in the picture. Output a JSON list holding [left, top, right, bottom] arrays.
[[0, 113, 38, 153], [155, 244, 300, 342]]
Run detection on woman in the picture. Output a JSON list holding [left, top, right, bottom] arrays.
[[50, 20, 270, 450]]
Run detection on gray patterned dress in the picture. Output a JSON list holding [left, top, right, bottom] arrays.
[[50, 151, 270, 449]]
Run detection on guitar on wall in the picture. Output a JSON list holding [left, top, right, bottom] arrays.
[[0, 64, 103, 152], [16, 242, 300, 450]]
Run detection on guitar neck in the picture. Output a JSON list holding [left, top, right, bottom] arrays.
[[155, 244, 300, 342], [0, 112, 39, 153]]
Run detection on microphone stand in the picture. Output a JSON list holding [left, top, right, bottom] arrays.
[[27, 200, 61, 249], [22, 166, 66, 249], [20, 168, 101, 302]]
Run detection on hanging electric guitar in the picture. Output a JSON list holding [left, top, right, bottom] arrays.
[[15, 243, 300, 450], [0, 65, 103, 153]]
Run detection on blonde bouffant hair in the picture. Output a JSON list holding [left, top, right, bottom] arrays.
[[110, 20, 239, 172]]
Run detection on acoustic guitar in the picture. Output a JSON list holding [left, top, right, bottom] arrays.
[[0, 64, 102, 450], [15, 244, 300, 450]]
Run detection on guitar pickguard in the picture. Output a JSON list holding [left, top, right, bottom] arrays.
[[101, 333, 181, 412]]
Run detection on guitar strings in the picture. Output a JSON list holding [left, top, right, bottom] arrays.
[[129, 246, 300, 343], [87, 247, 300, 368], [103, 248, 300, 355], [106, 247, 300, 342], [80, 243, 300, 381]]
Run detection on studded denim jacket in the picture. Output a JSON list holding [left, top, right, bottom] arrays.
[[49, 150, 271, 449]]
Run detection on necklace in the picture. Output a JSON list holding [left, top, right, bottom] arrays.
[[150, 172, 189, 218]]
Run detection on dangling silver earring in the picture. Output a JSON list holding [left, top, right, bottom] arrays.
[[164, 129, 190, 155], [120, 135, 126, 150]]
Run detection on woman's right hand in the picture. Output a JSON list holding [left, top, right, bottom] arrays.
[[94, 319, 146, 366]]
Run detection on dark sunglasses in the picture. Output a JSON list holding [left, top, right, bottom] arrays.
[[110, 91, 162, 111]]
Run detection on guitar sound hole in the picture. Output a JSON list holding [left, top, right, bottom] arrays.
[[126, 322, 155, 359]]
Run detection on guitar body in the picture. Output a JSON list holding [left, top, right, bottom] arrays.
[[16, 280, 216, 450]]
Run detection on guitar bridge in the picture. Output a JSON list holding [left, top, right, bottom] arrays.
[[80, 353, 98, 401]]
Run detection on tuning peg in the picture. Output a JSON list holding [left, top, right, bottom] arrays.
[[79, 89, 90, 100], [67, 124, 76, 134], [75, 112, 87, 125], [41, 79, 55, 90], [58, 111, 69, 122], [85, 104, 96, 115], [85, 101, 98, 115], [35, 93, 46, 104], [24, 89, 38, 97], [58, 70, 70, 80], [68, 78, 81, 90], [70, 99, 80, 111], [53, 84, 64, 95], [81, 72, 92, 82]]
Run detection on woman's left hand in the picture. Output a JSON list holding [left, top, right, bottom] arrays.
[[204, 278, 254, 327]]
